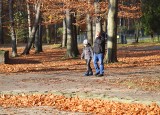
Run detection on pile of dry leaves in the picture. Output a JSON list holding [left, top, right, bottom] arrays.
[[0, 94, 159, 114]]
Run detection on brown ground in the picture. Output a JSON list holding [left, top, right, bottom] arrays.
[[0, 43, 160, 114]]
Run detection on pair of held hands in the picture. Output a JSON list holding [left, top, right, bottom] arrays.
[[81, 57, 93, 62]]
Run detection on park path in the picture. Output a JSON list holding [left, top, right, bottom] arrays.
[[0, 65, 160, 114]]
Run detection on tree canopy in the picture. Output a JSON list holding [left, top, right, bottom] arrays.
[[27, 0, 142, 26]]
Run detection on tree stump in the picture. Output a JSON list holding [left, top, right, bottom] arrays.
[[0, 50, 9, 64]]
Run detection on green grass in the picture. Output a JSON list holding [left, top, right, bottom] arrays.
[[51, 44, 62, 48], [118, 41, 160, 48]]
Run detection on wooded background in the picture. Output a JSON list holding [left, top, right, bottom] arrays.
[[0, 0, 159, 63]]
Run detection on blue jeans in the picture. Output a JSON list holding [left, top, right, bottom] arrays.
[[93, 53, 104, 74]]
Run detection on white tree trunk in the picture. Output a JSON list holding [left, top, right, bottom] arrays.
[[23, 1, 41, 54]]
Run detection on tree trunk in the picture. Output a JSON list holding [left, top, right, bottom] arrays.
[[22, 1, 41, 55], [65, 9, 75, 58], [72, 12, 79, 56], [105, 0, 118, 63], [62, 18, 67, 47], [34, 20, 43, 53], [38, 21, 43, 52], [9, 0, 17, 57], [103, 14, 107, 33], [46, 25, 51, 44], [86, 13, 93, 45], [54, 24, 57, 44], [135, 29, 139, 43], [94, 1, 102, 36], [34, 29, 39, 53], [92, 19, 96, 42], [0, 0, 4, 44], [27, 0, 31, 38], [86, 0, 93, 45]]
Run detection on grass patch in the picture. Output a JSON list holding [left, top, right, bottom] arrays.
[[51, 44, 62, 48], [118, 42, 160, 48]]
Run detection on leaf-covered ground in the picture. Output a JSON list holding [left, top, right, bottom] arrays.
[[0, 43, 160, 114], [0, 94, 159, 114], [0, 43, 160, 73]]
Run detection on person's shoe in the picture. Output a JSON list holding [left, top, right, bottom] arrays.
[[84, 73, 89, 76], [94, 72, 100, 76], [97, 74, 104, 77], [89, 72, 93, 76]]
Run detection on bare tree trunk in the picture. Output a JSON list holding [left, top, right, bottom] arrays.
[[86, 0, 93, 45], [22, 1, 41, 55], [103, 14, 107, 33], [92, 19, 96, 42], [9, 0, 17, 57], [38, 21, 43, 52], [62, 18, 67, 47], [34, 14, 43, 53], [94, 1, 102, 36], [46, 25, 51, 44], [72, 12, 79, 56], [86, 13, 93, 45], [105, 0, 118, 63], [34, 19, 43, 53], [135, 29, 139, 43], [65, 9, 75, 58], [34, 29, 39, 53], [26, 0, 31, 38], [54, 24, 57, 44], [0, 0, 4, 44]]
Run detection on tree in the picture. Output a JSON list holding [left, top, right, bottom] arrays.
[[86, 0, 93, 45], [22, 0, 41, 55], [65, 9, 75, 57], [9, 0, 18, 57], [72, 12, 80, 56], [62, 18, 67, 47], [45, 24, 51, 44], [105, 0, 118, 63], [0, 0, 4, 44], [141, 0, 160, 38], [94, 0, 102, 38], [35, 17, 43, 53]]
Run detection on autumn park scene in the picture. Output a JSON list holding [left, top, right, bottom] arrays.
[[0, 0, 160, 114]]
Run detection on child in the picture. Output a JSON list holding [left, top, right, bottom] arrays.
[[81, 39, 93, 76]]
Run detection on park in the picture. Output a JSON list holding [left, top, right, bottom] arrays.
[[0, 0, 160, 114]]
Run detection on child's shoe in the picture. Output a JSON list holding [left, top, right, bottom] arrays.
[[89, 71, 93, 76]]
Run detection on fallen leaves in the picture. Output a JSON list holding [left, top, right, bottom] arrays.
[[0, 94, 159, 114], [0, 44, 160, 74]]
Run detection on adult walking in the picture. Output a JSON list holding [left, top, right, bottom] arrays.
[[93, 31, 106, 77]]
